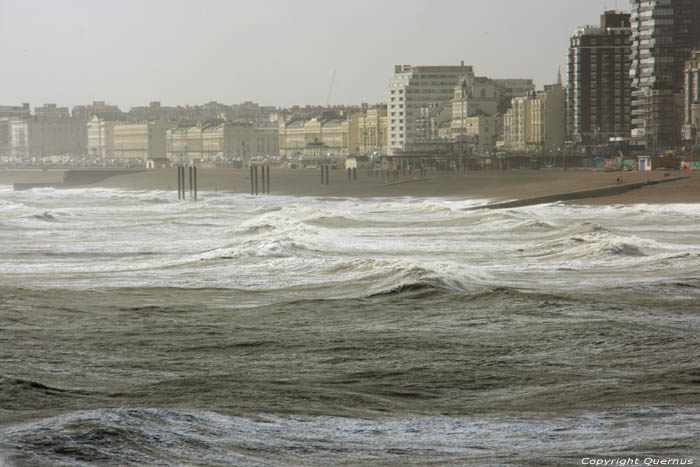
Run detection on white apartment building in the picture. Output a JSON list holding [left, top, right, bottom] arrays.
[[9, 118, 87, 159], [387, 63, 474, 154], [87, 116, 116, 158]]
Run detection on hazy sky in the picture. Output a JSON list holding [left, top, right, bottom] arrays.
[[1, 0, 628, 110]]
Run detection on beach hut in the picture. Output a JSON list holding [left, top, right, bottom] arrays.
[[146, 157, 171, 169], [345, 155, 370, 170], [637, 156, 652, 171]]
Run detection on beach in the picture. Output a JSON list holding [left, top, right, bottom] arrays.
[[2, 166, 699, 204]]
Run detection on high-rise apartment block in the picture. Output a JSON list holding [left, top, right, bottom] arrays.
[[630, 0, 700, 147], [388, 63, 474, 154], [568, 11, 632, 144]]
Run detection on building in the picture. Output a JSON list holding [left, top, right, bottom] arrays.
[[504, 96, 529, 151], [568, 11, 632, 145], [504, 84, 566, 152], [72, 101, 123, 121], [355, 107, 388, 155], [387, 63, 475, 154], [0, 103, 31, 119], [125, 100, 277, 124], [463, 114, 504, 150], [34, 104, 71, 120], [683, 50, 700, 143], [87, 116, 116, 159], [112, 121, 166, 159], [166, 121, 279, 161], [492, 79, 536, 100], [630, 0, 700, 148], [278, 116, 355, 158], [253, 122, 280, 156], [450, 76, 503, 140], [9, 118, 87, 159], [168, 124, 203, 160], [526, 84, 566, 151], [1, 104, 32, 157], [416, 103, 452, 141]]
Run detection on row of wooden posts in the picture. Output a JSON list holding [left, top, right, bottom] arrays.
[[176, 165, 197, 201], [250, 165, 271, 195], [175, 161, 464, 200]]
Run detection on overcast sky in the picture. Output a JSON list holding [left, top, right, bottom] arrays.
[[1, 0, 628, 110]]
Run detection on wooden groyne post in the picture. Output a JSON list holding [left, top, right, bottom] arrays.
[[188, 166, 193, 199], [193, 165, 198, 201], [177, 165, 182, 200], [254, 165, 259, 195]]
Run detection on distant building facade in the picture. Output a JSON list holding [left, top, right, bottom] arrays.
[[1, 103, 31, 157], [387, 63, 475, 154], [504, 84, 566, 152], [87, 116, 116, 159], [126, 100, 277, 123], [166, 122, 278, 161], [355, 107, 388, 155], [568, 11, 632, 144], [9, 118, 87, 159], [463, 114, 504, 150], [492, 79, 536, 100], [683, 50, 700, 143], [112, 121, 167, 159], [630, 0, 700, 147], [34, 104, 71, 120], [72, 101, 123, 121], [278, 117, 357, 158], [0, 103, 31, 119]]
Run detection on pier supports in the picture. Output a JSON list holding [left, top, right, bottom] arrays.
[[321, 165, 329, 185], [250, 165, 270, 196], [254, 166, 259, 195], [177, 166, 182, 200], [193, 166, 197, 201], [188, 166, 193, 199], [177, 164, 197, 201]]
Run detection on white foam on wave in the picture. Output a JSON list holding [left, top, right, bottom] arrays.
[[2, 187, 700, 298], [1, 407, 698, 466]]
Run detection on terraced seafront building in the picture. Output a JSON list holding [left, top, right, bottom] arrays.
[[629, 0, 700, 148]]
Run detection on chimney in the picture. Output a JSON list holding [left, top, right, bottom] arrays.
[[461, 60, 464, 67]]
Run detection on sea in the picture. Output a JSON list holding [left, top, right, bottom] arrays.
[[0, 186, 699, 466]]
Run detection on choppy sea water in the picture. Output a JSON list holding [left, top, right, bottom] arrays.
[[0, 186, 699, 466]]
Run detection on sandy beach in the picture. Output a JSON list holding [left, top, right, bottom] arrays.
[[1, 166, 699, 204]]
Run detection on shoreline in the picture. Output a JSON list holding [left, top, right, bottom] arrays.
[[1, 167, 699, 205]]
